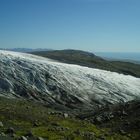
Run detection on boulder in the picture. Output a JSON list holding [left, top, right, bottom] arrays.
[[0, 121, 3, 127], [119, 129, 126, 135], [6, 127, 15, 134], [19, 136, 28, 140], [25, 131, 34, 137], [36, 137, 44, 140], [63, 113, 69, 118], [94, 116, 103, 124]]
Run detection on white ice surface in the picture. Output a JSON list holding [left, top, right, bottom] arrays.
[[0, 50, 140, 107]]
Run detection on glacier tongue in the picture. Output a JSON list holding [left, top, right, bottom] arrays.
[[0, 50, 140, 109]]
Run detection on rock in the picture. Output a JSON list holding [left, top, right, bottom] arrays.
[[116, 110, 120, 115], [0, 132, 6, 136], [36, 137, 44, 140], [63, 113, 68, 118], [122, 110, 128, 116], [48, 112, 51, 115], [25, 131, 34, 137], [98, 136, 105, 140], [109, 113, 114, 119], [56, 127, 63, 131], [11, 133, 17, 138], [51, 122, 60, 126], [119, 129, 126, 135], [33, 121, 40, 127], [0, 121, 3, 127], [65, 127, 70, 131], [74, 129, 81, 135], [26, 106, 30, 110], [64, 134, 75, 140], [95, 116, 103, 123], [49, 111, 56, 115], [127, 133, 132, 138], [6, 127, 15, 134], [19, 136, 28, 140], [124, 121, 130, 126], [83, 132, 95, 139]]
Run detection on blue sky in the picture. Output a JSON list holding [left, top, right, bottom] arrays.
[[0, 0, 140, 52]]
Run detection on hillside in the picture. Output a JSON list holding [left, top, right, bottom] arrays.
[[0, 96, 139, 140], [31, 50, 140, 78]]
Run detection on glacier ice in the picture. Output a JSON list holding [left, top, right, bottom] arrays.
[[0, 50, 140, 109]]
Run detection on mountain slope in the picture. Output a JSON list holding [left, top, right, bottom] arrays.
[[0, 50, 140, 110], [1, 96, 139, 140], [31, 49, 140, 78]]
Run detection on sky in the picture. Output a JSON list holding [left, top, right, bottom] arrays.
[[0, 0, 140, 52]]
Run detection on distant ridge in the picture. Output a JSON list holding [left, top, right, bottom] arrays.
[[0, 48, 52, 52]]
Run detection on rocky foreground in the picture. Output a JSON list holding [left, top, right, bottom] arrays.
[[0, 97, 140, 140]]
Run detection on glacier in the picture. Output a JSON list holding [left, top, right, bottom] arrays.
[[0, 50, 140, 109]]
